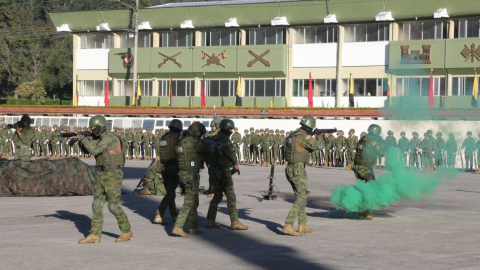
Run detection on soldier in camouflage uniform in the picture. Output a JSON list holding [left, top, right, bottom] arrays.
[[352, 124, 385, 220], [397, 131, 409, 167], [143, 128, 155, 160], [153, 129, 161, 160], [78, 115, 132, 244], [434, 132, 446, 169], [282, 116, 320, 236], [138, 160, 166, 196], [172, 122, 213, 237], [50, 125, 61, 159], [461, 131, 475, 172], [273, 129, 280, 165], [345, 129, 358, 170], [38, 126, 47, 157], [476, 133, 480, 173], [311, 134, 320, 167], [324, 132, 334, 167], [409, 132, 421, 168], [133, 128, 143, 160], [206, 119, 248, 230], [11, 115, 35, 161], [231, 127, 242, 163], [126, 128, 134, 160], [241, 129, 250, 164], [422, 130, 435, 172], [384, 130, 397, 167], [205, 117, 222, 196], [445, 133, 457, 168], [60, 127, 69, 157], [261, 128, 274, 167], [334, 131, 347, 167], [0, 124, 9, 156], [278, 130, 286, 164], [252, 129, 260, 164], [155, 119, 183, 224], [32, 126, 40, 157]]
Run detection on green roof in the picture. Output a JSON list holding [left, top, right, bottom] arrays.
[[49, 0, 480, 32]]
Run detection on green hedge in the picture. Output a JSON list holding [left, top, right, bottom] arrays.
[[0, 97, 72, 106]]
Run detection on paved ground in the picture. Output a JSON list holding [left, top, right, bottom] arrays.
[[0, 159, 479, 270]]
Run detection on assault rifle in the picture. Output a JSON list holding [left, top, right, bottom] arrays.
[[60, 132, 92, 146], [311, 128, 338, 136], [205, 139, 231, 154], [230, 167, 241, 175]]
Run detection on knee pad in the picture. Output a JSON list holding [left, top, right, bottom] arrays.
[[108, 203, 121, 216], [92, 199, 104, 212]]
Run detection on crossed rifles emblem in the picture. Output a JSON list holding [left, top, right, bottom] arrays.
[[158, 52, 183, 68], [461, 43, 480, 63], [248, 49, 271, 67], [201, 51, 227, 68]]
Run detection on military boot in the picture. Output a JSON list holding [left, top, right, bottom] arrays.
[[138, 188, 151, 195], [172, 227, 189, 237], [298, 224, 313, 233], [188, 228, 205, 235], [116, 231, 133, 242], [476, 168, 480, 173], [231, 220, 248, 230], [78, 234, 101, 244], [207, 220, 220, 229], [282, 224, 303, 236], [359, 211, 374, 220], [154, 214, 170, 225]]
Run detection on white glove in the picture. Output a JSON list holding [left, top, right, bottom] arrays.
[[128, 141, 132, 143], [279, 145, 283, 147], [431, 151, 434, 155], [36, 140, 39, 143], [329, 150, 332, 153], [269, 146, 272, 149], [56, 142, 60, 145], [353, 150, 356, 153], [5, 139, 8, 142], [404, 151, 407, 155]]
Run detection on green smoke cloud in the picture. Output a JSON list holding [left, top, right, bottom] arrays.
[[330, 150, 457, 213]]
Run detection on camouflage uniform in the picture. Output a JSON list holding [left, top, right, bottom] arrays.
[[231, 128, 242, 162], [353, 133, 385, 181], [397, 132, 409, 167], [12, 126, 35, 161], [445, 133, 457, 168], [462, 132, 475, 171], [153, 130, 161, 159], [476, 134, 480, 171], [261, 128, 274, 166], [126, 129, 134, 159], [284, 128, 319, 227], [345, 129, 358, 169], [409, 132, 421, 167], [273, 129, 280, 164], [434, 132, 446, 168], [206, 131, 241, 223], [324, 133, 335, 166], [334, 131, 346, 167], [50, 126, 61, 158], [143, 129, 155, 160], [174, 134, 212, 231], [422, 131, 435, 171], [241, 130, 251, 163], [278, 130, 286, 164], [133, 129, 143, 159], [252, 130, 260, 164], [141, 161, 166, 196], [384, 131, 397, 167], [32, 127, 40, 156], [61, 127, 69, 157], [80, 132, 131, 237]]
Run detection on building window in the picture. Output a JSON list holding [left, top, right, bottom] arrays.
[[200, 29, 238, 46], [452, 76, 480, 95], [345, 78, 387, 96], [159, 80, 195, 96], [120, 31, 152, 48], [245, 79, 285, 97], [161, 31, 194, 47], [248, 28, 285, 45], [457, 19, 480, 38], [292, 79, 337, 97], [79, 80, 106, 96], [399, 21, 446, 40], [344, 24, 389, 42], [80, 33, 113, 49], [294, 26, 337, 44], [139, 80, 153, 96], [396, 77, 446, 96], [204, 80, 238, 97]]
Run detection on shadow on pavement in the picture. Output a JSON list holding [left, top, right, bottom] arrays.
[[120, 188, 332, 270], [36, 210, 119, 238], [456, 189, 480, 194]]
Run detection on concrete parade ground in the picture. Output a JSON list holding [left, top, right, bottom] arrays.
[[0, 159, 479, 270]]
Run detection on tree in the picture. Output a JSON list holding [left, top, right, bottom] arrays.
[[14, 81, 47, 104]]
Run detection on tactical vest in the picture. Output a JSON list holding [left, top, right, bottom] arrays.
[[354, 136, 368, 166], [177, 137, 204, 170], [284, 130, 309, 164], [96, 136, 125, 170], [159, 132, 178, 163], [208, 134, 232, 167]]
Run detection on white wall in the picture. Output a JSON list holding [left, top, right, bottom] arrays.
[[78, 96, 105, 106], [292, 97, 386, 108], [342, 41, 389, 67], [77, 49, 109, 70], [292, 44, 337, 68]]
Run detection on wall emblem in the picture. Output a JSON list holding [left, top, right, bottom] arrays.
[[123, 53, 134, 69], [400, 45, 431, 64], [461, 43, 480, 63], [158, 52, 183, 68], [201, 51, 227, 68], [247, 49, 271, 67]]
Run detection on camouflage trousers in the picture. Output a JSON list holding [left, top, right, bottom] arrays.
[[61, 142, 69, 156], [72, 142, 79, 156], [142, 177, 166, 196], [242, 144, 249, 162], [311, 150, 319, 164], [263, 147, 272, 163], [174, 170, 200, 230], [51, 142, 60, 156], [253, 146, 259, 163], [422, 152, 434, 168], [409, 152, 420, 167], [145, 144, 152, 159], [40, 142, 48, 156], [32, 142, 40, 155], [285, 163, 308, 225], [352, 165, 376, 181], [273, 145, 280, 163], [158, 166, 179, 218], [134, 143, 141, 158], [446, 152, 456, 167], [346, 149, 355, 166], [15, 145, 31, 161], [434, 151, 444, 168], [325, 149, 333, 165], [207, 165, 239, 222], [464, 150, 473, 169], [90, 169, 131, 236], [234, 144, 241, 163]]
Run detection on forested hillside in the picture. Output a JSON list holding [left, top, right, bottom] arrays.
[[0, 0, 217, 102]]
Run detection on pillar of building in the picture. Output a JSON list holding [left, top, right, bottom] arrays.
[[335, 26, 344, 108], [72, 34, 80, 102], [285, 28, 293, 107], [152, 31, 160, 47], [447, 20, 455, 96]]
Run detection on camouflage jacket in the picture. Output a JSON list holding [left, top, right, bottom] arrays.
[[385, 136, 397, 150], [242, 133, 251, 145], [346, 135, 358, 150], [461, 137, 476, 151], [12, 127, 35, 160], [397, 137, 409, 152], [231, 132, 242, 146], [446, 138, 458, 153], [409, 137, 421, 150], [434, 138, 446, 151], [208, 131, 237, 167]]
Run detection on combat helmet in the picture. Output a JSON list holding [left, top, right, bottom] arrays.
[[244, 129, 248, 133], [400, 131, 406, 136], [275, 129, 279, 133], [449, 133, 454, 138], [360, 131, 367, 137], [436, 132, 442, 137], [349, 129, 355, 134], [412, 131, 418, 136], [89, 115, 107, 127], [467, 131, 472, 136], [387, 130, 393, 135], [299, 115, 316, 130], [367, 124, 381, 136], [219, 119, 235, 132], [188, 122, 207, 138], [169, 119, 183, 131], [427, 130, 433, 135]]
